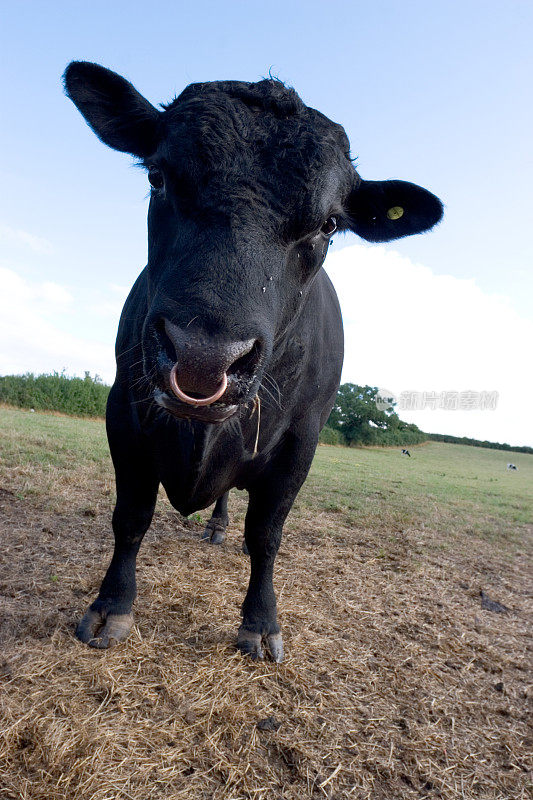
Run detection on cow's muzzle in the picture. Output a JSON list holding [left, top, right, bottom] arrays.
[[152, 319, 263, 421]]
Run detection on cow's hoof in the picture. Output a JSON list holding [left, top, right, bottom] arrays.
[[266, 633, 284, 663], [202, 518, 227, 545], [242, 539, 249, 556], [75, 609, 134, 649], [237, 628, 284, 662], [237, 628, 264, 660]]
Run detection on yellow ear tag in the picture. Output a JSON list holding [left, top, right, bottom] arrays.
[[387, 206, 404, 220]]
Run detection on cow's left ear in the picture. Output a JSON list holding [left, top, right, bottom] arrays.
[[346, 179, 443, 242]]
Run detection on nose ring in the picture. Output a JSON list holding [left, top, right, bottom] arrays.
[[169, 364, 228, 406]]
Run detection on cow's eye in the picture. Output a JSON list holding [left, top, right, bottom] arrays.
[[321, 216, 337, 236], [148, 167, 164, 190]]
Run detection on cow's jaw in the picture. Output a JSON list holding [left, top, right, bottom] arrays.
[[153, 389, 239, 423]]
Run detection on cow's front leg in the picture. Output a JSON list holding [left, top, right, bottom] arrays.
[[76, 467, 159, 648], [76, 394, 160, 649], [238, 512, 284, 662], [238, 429, 318, 662], [201, 491, 229, 544]]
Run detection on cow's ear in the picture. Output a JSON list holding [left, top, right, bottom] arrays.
[[63, 61, 161, 158], [346, 179, 443, 242]]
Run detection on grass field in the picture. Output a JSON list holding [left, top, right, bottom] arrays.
[[0, 406, 531, 799]]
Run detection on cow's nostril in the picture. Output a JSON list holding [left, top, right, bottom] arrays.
[[227, 339, 262, 377], [155, 319, 178, 365]]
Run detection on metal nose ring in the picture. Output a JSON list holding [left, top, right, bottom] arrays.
[[169, 364, 228, 406]]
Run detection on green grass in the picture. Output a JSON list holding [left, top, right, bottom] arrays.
[[300, 440, 532, 544], [0, 406, 109, 469], [1, 405, 531, 545]]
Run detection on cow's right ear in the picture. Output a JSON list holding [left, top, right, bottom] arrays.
[[63, 61, 162, 158]]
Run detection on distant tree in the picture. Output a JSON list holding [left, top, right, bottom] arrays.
[[328, 384, 387, 445], [327, 383, 426, 446], [318, 426, 343, 445]]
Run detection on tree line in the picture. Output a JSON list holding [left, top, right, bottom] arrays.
[[1, 373, 530, 454], [426, 432, 532, 455], [0, 372, 108, 417]]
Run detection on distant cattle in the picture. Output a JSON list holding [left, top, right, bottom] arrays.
[[401, 449, 411, 457], [507, 463, 518, 471], [64, 61, 442, 661]]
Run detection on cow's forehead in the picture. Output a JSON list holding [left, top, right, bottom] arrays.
[[159, 80, 353, 189]]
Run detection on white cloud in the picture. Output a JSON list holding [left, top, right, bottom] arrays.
[[327, 244, 532, 446], [0, 224, 54, 255], [89, 284, 130, 318], [109, 283, 130, 295], [0, 267, 115, 383], [40, 281, 74, 307]]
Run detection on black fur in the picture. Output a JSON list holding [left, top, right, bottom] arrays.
[[64, 62, 443, 659]]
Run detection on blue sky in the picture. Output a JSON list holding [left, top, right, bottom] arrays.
[[0, 1, 531, 444]]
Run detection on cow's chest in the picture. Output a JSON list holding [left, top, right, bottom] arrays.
[[145, 412, 257, 515]]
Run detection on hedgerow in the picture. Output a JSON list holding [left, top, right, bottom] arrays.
[[0, 372, 110, 417]]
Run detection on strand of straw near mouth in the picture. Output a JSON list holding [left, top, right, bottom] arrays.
[[250, 395, 261, 457]]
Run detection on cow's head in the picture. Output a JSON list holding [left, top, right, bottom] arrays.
[[64, 62, 443, 422]]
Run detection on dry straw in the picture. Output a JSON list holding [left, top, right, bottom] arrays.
[[0, 458, 531, 799]]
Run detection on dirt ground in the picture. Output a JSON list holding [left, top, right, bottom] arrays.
[[0, 425, 532, 799]]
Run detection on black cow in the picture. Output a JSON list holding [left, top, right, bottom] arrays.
[[64, 62, 442, 661]]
